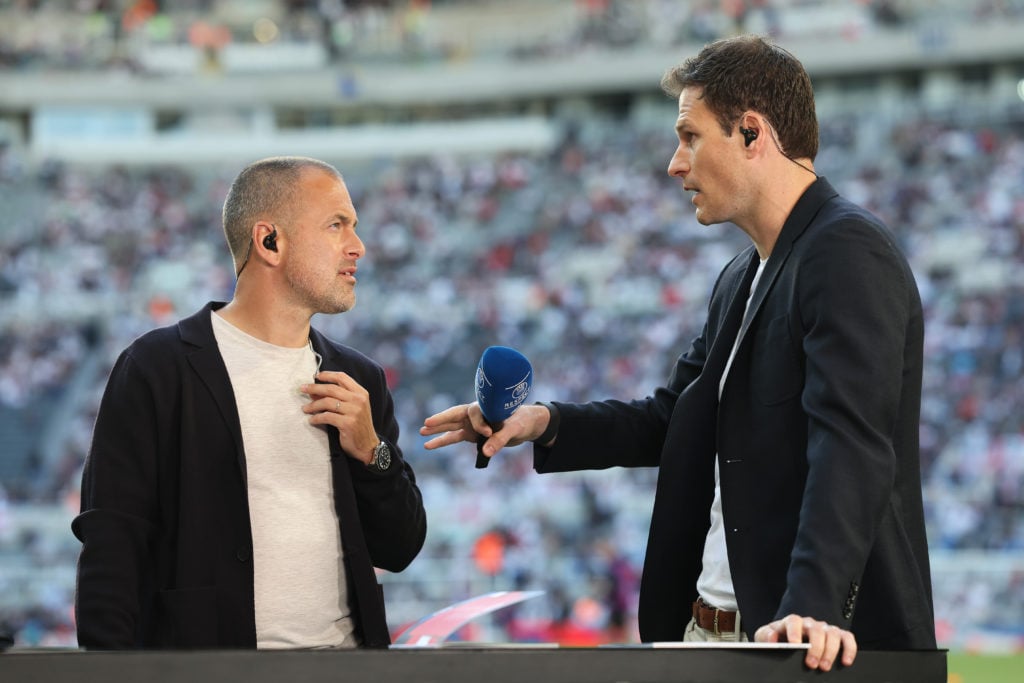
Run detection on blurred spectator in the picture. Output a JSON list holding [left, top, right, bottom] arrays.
[[2, 0, 1024, 72]]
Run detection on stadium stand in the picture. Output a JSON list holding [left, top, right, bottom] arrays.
[[0, 0, 1023, 653]]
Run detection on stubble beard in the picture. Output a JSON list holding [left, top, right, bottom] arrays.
[[285, 264, 356, 316]]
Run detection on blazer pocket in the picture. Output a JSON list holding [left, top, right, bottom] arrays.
[[751, 314, 803, 405], [157, 586, 219, 648]]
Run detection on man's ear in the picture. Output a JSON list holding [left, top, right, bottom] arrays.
[[254, 222, 282, 266], [738, 112, 763, 148]]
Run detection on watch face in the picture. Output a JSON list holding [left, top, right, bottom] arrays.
[[374, 442, 391, 471]]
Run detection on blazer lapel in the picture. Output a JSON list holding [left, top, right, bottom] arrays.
[[703, 250, 761, 380], [732, 177, 839, 352], [733, 251, 784, 354], [179, 303, 248, 486], [309, 330, 347, 461]]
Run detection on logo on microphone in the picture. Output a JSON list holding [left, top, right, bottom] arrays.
[[504, 372, 532, 411]]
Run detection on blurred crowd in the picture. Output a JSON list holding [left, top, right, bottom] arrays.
[[3, 0, 1024, 73], [1, 97, 1024, 649]]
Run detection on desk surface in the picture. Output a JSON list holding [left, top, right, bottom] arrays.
[[0, 644, 947, 683]]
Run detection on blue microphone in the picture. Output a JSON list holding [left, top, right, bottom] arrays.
[[474, 346, 533, 469]]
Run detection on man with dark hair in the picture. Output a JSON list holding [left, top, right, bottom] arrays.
[[422, 35, 935, 670], [74, 156, 426, 649]]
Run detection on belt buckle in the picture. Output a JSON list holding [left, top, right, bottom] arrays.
[[713, 608, 721, 636]]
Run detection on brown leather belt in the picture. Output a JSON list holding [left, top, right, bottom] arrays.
[[692, 597, 738, 635]]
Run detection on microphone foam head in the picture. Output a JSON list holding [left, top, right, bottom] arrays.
[[475, 346, 533, 424]]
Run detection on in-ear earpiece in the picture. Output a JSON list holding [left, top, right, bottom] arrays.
[[263, 227, 278, 252], [740, 127, 758, 147]]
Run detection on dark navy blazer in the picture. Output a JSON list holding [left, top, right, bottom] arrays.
[[74, 302, 426, 649], [537, 178, 935, 649]]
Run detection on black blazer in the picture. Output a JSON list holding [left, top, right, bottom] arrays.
[[536, 178, 935, 649], [73, 302, 426, 649]]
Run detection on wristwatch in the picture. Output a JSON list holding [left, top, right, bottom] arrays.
[[369, 439, 391, 472]]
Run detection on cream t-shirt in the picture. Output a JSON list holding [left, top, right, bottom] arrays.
[[212, 311, 356, 649]]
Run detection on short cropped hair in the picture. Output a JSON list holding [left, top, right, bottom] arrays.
[[660, 34, 819, 161], [222, 156, 342, 266]]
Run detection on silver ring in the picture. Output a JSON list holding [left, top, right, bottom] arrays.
[[335, 401, 341, 411]]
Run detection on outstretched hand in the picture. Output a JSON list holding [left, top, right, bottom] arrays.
[[420, 402, 550, 463], [754, 614, 857, 672]]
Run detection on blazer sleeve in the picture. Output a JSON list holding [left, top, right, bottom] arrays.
[[346, 364, 426, 573], [533, 252, 753, 474], [533, 319, 711, 473], [777, 217, 913, 623], [71, 349, 160, 649]]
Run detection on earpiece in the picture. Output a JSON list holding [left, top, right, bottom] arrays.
[[740, 127, 758, 147], [262, 227, 278, 252]]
